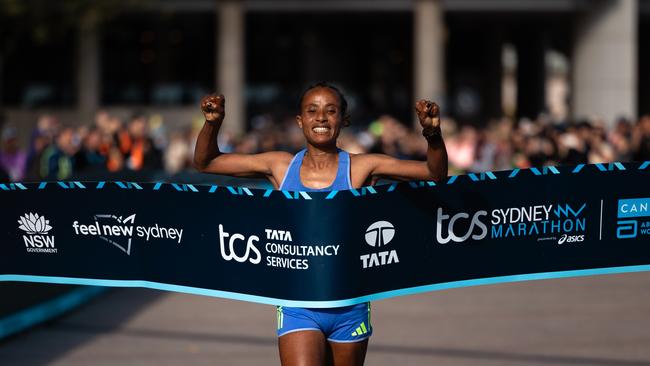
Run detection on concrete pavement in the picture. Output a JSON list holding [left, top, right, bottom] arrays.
[[1, 272, 650, 366]]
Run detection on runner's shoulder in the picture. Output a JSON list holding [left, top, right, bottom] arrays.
[[258, 150, 294, 159], [258, 151, 294, 168], [349, 152, 394, 168]]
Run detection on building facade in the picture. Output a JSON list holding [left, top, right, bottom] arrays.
[[1, 0, 647, 143]]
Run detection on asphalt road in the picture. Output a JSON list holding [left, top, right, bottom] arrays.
[[1, 272, 650, 366]]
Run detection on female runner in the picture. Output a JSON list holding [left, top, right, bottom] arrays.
[[194, 82, 448, 366]]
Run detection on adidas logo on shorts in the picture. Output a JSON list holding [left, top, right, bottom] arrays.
[[351, 322, 369, 337]]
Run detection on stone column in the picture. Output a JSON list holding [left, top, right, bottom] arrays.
[[77, 20, 100, 122], [515, 31, 546, 120], [485, 28, 504, 120], [573, 0, 637, 124], [217, 0, 245, 135], [413, 0, 445, 127]]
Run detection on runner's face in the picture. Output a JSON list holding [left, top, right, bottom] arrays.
[[297, 87, 343, 147]]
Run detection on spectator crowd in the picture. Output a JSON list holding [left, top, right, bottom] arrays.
[[1, 109, 650, 184]]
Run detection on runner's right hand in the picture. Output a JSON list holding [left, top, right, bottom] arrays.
[[201, 95, 225, 124]]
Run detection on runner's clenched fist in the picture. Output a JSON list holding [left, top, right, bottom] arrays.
[[201, 94, 225, 124], [415, 100, 440, 130]]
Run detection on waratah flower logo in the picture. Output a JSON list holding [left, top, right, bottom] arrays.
[[18, 213, 52, 235]]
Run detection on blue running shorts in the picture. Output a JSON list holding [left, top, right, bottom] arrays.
[[277, 303, 372, 342]]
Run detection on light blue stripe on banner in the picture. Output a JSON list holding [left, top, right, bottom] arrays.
[[3, 264, 650, 308], [0, 286, 105, 339], [617, 198, 650, 218]]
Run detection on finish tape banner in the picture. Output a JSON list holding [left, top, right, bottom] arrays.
[[1, 162, 650, 308]]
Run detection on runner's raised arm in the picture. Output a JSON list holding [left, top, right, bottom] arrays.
[[193, 95, 225, 171], [349, 100, 448, 185], [193, 94, 292, 186]]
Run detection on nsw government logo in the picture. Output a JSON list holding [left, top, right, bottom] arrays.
[[18, 213, 57, 253], [360, 221, 399, 269]]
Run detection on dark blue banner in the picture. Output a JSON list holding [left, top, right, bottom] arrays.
[[1, 162, 649, 307]]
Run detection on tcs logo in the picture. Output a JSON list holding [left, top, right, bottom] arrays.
[[218, 224, 261, 264], [436, 208, 488, 244]]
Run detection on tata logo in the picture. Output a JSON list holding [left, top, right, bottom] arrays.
[[364, 221, 395, 247], [218, 224, 261, 264], [360, 221, 399, 269], [436, 208, 488, 244]]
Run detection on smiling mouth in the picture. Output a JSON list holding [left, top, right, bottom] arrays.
[[312, 126, 331, 135]]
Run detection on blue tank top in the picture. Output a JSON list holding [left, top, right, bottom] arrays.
[[277, 149, 367, 316], [279, 149, 353, 192]]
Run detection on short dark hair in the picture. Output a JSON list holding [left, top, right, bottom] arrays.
[[298, 81, 349, 119]]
